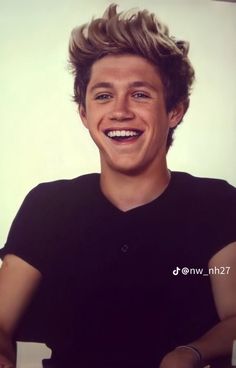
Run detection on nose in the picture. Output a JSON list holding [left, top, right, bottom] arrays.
[[108, 96, 135, 121]]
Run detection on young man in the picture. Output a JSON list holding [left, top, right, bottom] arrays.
[[0, 4, 236, 368]]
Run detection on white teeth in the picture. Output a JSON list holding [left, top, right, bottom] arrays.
[[107, 130, 139, 138]]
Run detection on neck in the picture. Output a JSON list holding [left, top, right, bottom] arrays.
[[100, 160, 171, 212]]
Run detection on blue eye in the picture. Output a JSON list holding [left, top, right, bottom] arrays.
[[95, 94, 112, 100], [133, 92, 150, 99]]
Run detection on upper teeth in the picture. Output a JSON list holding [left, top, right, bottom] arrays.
[[107, 130, 139, 138]]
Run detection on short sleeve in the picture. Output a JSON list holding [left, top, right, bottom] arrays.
[[0, 184, 57, 275], [218, 181, 236, 247]]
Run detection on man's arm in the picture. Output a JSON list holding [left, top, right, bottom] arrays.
[[188, 241, 236, 361], [0, 254, 41, 367], [160, 241, 236, 368]]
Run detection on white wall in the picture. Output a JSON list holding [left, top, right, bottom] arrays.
[[1, 0, 236, 247]]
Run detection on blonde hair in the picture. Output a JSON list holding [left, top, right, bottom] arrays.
[[69, 4, 195, 148]]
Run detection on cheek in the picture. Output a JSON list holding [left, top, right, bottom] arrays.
[[86, 101, 103, 119]]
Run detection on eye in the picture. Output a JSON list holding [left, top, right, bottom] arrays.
[[95, 93, 112, 101], [132, 91, 150, 99]]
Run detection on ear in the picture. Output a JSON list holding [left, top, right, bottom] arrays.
[[79, 105, 88, 128], [168, 102, 186, 128]]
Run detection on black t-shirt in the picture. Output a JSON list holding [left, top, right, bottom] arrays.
[[1, 171, 236, 367]]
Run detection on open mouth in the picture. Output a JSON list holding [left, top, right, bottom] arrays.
[[104, 129, 143, 142]]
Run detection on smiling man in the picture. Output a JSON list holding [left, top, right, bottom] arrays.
[[0, 4, 236, 368], [80, 53, 184, 212]]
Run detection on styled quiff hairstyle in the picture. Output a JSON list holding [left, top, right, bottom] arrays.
[[69, 4, 195, 148]]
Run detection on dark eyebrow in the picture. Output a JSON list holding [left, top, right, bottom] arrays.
[[89, 81, 157, 92], [128, 81, 157, 91], [89, 82, 113, 92]]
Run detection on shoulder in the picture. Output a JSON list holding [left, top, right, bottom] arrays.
[[170, 171, 236, 258], [0, 174, 101, 270], [7, 173, 101, 232], [171, 171, 235, 233], [171, 171, 236, 202], [33, 173, 100, 194], [28, 173, 100, 206]]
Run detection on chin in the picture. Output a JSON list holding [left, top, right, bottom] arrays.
[[108, 161, 149, 176]]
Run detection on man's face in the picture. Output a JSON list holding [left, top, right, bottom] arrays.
[[80, 54, 183, 175]]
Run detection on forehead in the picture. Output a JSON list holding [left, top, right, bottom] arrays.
[[87, 54, 163, 89]]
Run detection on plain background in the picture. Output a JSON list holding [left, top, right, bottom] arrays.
[[1, 0, 236, 248]]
